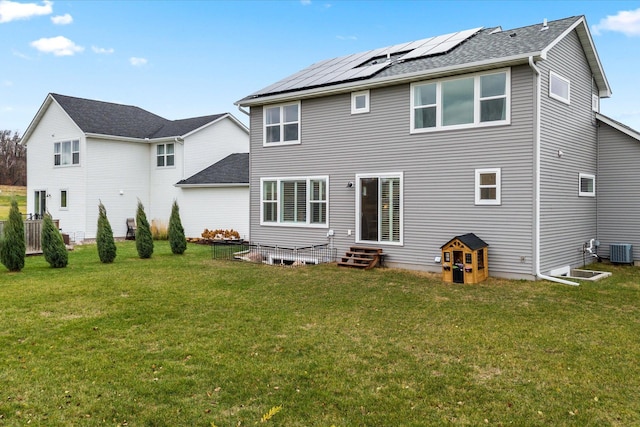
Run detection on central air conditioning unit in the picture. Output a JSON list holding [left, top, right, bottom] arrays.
[[610, 243, 633, 264]]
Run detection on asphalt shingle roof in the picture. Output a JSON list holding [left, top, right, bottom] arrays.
[[51, 93, 225, 139], [176, 153, 249, 186], [238, 16, 589, 103], [441, 233, 489, 251]]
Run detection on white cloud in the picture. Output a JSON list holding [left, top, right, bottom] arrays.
[[51, 13, 72, 25], [336, 35, 357, 40], [130, 57, 148, 66], [11, 49, 31, 60], [593, 8, 640, 36], [0, 0, 52, 23], [92, 45, 114, 54], [30, 36, 84, 56], [300, 0, 311, 5]]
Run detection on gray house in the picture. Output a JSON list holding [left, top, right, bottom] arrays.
[[236, 15, 640, 281]]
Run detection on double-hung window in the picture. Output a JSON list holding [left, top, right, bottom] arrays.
[[411, 69, 509, 132], [264, 102, 300, 145], [54, 139, 80, 166], [261, 176, 328, 227], [475, 168, 501, 205], [357, 173, 403, 245], [157, 143, 175, 167]]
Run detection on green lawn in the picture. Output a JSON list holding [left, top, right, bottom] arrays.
[[0, 185, 27, 220], [1, 241, 639, 426]]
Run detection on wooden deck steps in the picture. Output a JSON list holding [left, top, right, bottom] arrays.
[[337, 246, 383, 270]]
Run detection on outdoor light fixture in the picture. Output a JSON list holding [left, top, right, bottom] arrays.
[[346, 181, 354, 188]]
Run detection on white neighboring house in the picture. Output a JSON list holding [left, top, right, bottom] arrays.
[[23, 93, 250, 242]]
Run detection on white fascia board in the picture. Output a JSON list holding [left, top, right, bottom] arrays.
[[174, 183, 249, 188], [236, 52, 543, 107], [596, 113, 640, 141], [84, 133, 178, 143]]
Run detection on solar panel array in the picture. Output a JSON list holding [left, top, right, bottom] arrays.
[[251, 27, 482, 97]]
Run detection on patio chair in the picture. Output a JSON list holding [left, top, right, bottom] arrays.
[[126, 218, 136, 240]]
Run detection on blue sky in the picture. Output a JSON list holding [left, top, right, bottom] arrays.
[[1, 0, 640, 133]]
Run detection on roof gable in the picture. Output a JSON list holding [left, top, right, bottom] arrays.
[[22, 93, 229, 143], [237, 16, 610, 106]]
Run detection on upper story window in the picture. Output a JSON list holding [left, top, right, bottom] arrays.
[[411, 69, 510, 133], [549, 71, 570, 104], [579, 173, 595, 197], [475, 168, 501, 205], [260, 176, 328, 227], [264, 102, 300, 146], [157, 143, 175, 167], [54, 139, 79, 166], [351, 90, 370, 114]]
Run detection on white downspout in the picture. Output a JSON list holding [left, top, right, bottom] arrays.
[[529, 56, 579, 286]]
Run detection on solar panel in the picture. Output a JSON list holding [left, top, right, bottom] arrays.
[[399, 27, 482, 61], [249, 26, 482, 96]]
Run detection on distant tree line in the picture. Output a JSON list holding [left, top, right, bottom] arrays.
[[0, 130, 26, 186]]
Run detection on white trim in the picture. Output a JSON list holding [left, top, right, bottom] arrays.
[[596, 113, 640, 141], [263, 101, 301, 146], [355, 172, 404, 246], [591, 94, 599, 112], [578, 173, 595, 197], [260, 176, 329, 228], [174, 183, 249, 188], [410, 68, 511, 133], [351, 90, 370, 114], [475, 168, 501, 205], [549, 71, 570, 104]]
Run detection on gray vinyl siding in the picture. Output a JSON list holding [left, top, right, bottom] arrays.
[[538, 30, 599, 273], [597, 122, 640, 261], [250, 65, 537, 278]]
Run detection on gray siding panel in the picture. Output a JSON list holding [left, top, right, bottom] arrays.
[[250, 65, 537, 278], [538, 30, 599, 273], [597, 122, 640, 260]]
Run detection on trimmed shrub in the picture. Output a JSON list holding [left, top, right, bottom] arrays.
[[135, 200, 154, 259], [168, 200, 187, 255], [0, 198, 25, 272], [97, 202, 117, 263], [42, 213, 68, 268]]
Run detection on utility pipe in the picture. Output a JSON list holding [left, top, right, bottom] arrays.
[[529, 56, 580, 286]]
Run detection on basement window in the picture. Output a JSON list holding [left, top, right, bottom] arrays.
[[579, 173, 595, 197]]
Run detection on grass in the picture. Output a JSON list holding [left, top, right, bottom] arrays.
[[0, 185, 27, 220], [1, 241, 639, 426]]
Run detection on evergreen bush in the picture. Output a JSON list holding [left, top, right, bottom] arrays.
[[97, 202, 117, 263], [0, 198, 25, 272], [135, 200, 154, 259], [42, 213, 68, 268], [168, 200, 187, 255]]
